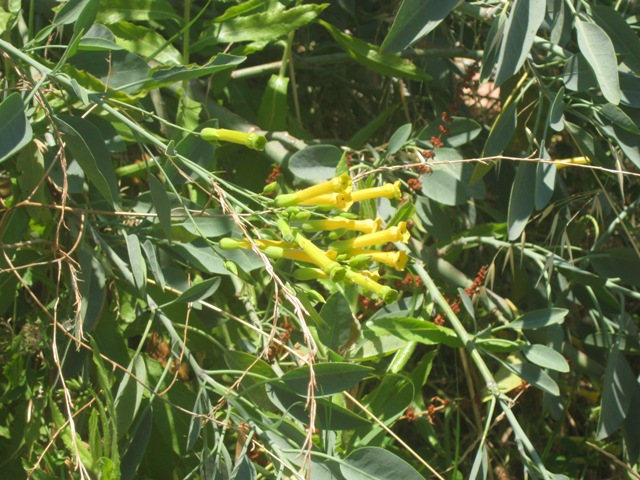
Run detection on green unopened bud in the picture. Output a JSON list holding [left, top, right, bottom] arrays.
[[201, 128, 266, 151], [224, 261, 239, 276], [293, 268, 329, 281], [263, 182, 278, 194]]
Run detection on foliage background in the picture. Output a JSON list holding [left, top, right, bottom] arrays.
[[1, 0, 640, 479]]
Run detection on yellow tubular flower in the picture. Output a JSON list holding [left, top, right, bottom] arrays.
[[345, 269, 398, 303], [294, 232, 345, 281], [201, 128, 266, 151], [346, 249, 408, 271], [301, 217, 382, 233], [330, 221, 411, 252], [553, 156, 591, 170], [350, 181, 402, 203], [274, 174, 352, 207], [298, 192, 350, 209]]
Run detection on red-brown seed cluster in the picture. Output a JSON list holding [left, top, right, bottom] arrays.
[[407, 178, 422, 192], [267, 320, 294, 362], [265, 164, 281, 184], [434, 265, 487, 326], [395, 272, 423, 292]]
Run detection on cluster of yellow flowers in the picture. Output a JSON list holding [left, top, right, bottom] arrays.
[[219, 173, 411, 303]]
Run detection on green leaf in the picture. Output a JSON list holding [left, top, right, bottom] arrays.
[[258, 74, 289, 131], [79, 246, 107, 332], [319, 292, 355, 350], [174, 277, 221, 304], [96, 0, 182, 24], [600, 123, 640, 170], [55, 115, 121, 208], [421, 148, 484, 206], [380, 0, 459, 54], [483, 101, 517, 158], [386, 123, 412, 156], [108, 21, 181, 65], [340, 447, 424, 480], [172, 239, 264, 275], [194, 4, 327, 49], [497, 358, 560, 396], [54, 0, 97, 28], [417, 117, 482, 149], [69, 49, 150, 93], [214, 0, 268, 23], [494, 0, 545, 85], [597, 340, 636, 439], [319, 20, 431, 82], [414, 195, 452, 240], [534, 147, 556, 211], [521, 344, 569, 373], [369, 317, 462, 348], [149, 175, 172, 242], [125, 233, 146, 294], [562, 53, 598, 93], [575, 20, 620, 105], [504, 308, 568, 330], [230, 455, 257, 480], [114, 355, 146, 439], [120, 406, 153, 480], [619, 72, 640, 108], [507, 161, 536, 241], [592, 5, 640, 70], [267, 384, 369, 430], [598, 103, 640, 135], [143, 54, 245, 90], [288, 144, 343, 181], [141, 240, 166, 291], [0, 93, 33, 164], [548, 87, 565, 132], [279, 363, 373, 398]]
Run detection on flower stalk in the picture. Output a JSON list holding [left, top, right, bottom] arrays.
[[201, 128, 266, 151]]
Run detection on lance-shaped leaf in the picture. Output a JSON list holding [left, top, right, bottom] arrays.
[[320, 20, 432, 81], [0, 93, 33, 164], [494, 0, 545, 86]]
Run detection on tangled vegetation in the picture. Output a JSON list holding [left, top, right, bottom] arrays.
[[1, 1, 639, 479]]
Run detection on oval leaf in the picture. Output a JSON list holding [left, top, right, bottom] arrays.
[[381, 0, 459, 54], [521, 344, 570, 373], [0, 93, 33, 164], [575, 20, 621, 104], [279, 363, 373, 398], [340, 447, 424, 480], [506, 308, 568, 330], [288, 144, 343, 181], [494, 0, 545, 85]]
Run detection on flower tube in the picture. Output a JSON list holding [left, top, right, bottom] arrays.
[[330, 222, 411, 253], [345, 249, 408, 271], [274, 174, 351, 207], [294, 232, 345, 281], [298, 192, 350, 210], [301, 217, 382, 234], [219, 237, 337, 265], [201, 128, 266, 151], [553, 156, 590, 170], [349, 181, 402, 203], [345, 269, 398, 303]]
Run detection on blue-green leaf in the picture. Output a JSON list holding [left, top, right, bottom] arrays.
[[494, 0, 545, 85], [534, 147, 556, 211], [575, 20, 620, 105], [320, 20, 432, 82], [380, 0, 459, 54], [0, 93, 33, 164], [386, 123, 412, 156], [289, 144, 343, 181], [521, 344, 569, 373], [504, 308, 568, 330], [258, 74, 289, 131], [340, 447, 424, 480], [279, 363, 373, 398], [507, 161, 536, 241], [56, 115, 121, 208]]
